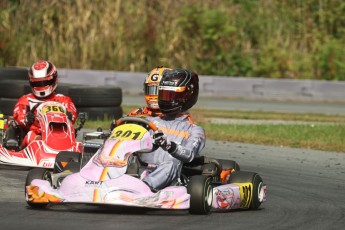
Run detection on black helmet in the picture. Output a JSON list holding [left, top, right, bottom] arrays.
[[158, 69, 199, 115]]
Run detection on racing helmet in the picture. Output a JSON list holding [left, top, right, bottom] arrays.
[[158, 69, 199, 115], [144, 66, 172, 110], [28, 60, 58, 98]]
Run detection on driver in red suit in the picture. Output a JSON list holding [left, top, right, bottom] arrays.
[[5, 60, 77, 149]]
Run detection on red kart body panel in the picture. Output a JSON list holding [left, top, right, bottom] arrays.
[[0, 101, 83, 168]]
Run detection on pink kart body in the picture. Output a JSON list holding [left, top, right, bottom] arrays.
[[0, 101, 83, 168], [26, 122, 266, 212]]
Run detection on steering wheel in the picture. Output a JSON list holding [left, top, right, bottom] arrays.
[[114, 116, 158, 132]]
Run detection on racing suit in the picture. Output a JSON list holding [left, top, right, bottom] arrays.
[[139, 112, 205, 191], [127, 107, 161, 117], [13, 92, 77, 148]]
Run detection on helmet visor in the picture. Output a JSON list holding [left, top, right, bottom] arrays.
[[30, 75, 56, 88], [158, 86, 186, 101], [144, 84, 159, 95]]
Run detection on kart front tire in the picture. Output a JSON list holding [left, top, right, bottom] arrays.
[[228, 171, 265, 210], [187, 175, 213, 215], [25, 168, 52, 208]]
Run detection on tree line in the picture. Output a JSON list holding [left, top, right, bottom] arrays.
[[1, 0, 344, 80]]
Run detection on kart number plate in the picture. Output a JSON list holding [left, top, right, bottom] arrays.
[[110, 124, 147, 140], [42, 105, 65, 115]]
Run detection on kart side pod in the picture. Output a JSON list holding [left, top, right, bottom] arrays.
[[211, 171, 266, 211]]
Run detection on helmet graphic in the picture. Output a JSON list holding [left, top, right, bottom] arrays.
[[144, 66, 172, 110], [158, 69, 199, 115], [28, 60, 58, 98]]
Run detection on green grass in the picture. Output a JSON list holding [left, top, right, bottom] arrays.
[[200, 122, 345, 153], [83, 105, 345, 153]]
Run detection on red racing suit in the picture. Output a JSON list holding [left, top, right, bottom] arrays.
[[13, 92, 77, 148]]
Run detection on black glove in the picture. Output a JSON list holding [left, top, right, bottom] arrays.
[[25, 111, 35, 126], [66, 111, 73, 121], [153, 130, 172, 151]]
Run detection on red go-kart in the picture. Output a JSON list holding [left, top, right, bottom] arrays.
[[0, 101, 85, 169]]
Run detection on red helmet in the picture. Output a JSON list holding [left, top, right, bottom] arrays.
[[158, 69, 199, 115], [28, 60, 58, 98], [144, 67, 172, 110]]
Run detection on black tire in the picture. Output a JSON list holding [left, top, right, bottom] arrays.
[[228, 171, 265, 210], [78, 106, 123, 120], [0, 80, 30, 98], [55, 83, 85, 95], [187, 175, 213, 215], [217, 159, 240, 171], [53, 151, 82, 173], [0, 68, 28, 81], [0, 98, 17, 115], [67, 86, 122, 107], [25, 168, 52, 208]]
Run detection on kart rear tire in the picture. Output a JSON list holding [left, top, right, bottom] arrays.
[[228, 171, 265, 210], [53, 151, 82, 173], [25, 168, 52, 208], [187, 175, 213, 215]]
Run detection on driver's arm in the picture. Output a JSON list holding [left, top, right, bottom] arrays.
[[168, 125, 205, 163], [61, 96, 78, 123], [13, 96, 29, 127]]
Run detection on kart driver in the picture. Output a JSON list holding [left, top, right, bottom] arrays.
[[139, 68, 206, 192], [128, 66, 172, 117], [4, 60, 78, 150], [109, 66, 173, 131]]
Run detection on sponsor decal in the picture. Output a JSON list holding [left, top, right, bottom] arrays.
[[85, 181, 104, 187], [215, 188, 235, 209], [42, 162, 53, 168], [150, 73, 160, 82], [234, 182, 253, 209]]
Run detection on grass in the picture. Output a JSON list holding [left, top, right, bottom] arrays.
[[83, 105, 345, 153]]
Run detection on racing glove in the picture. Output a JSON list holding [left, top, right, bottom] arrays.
[[66, 111, 73, 121], [24, 111, 35, 126], [153, 130, 177, 153]]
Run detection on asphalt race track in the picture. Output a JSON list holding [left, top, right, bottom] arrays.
[[1, 98, 344, 229], [1, 139, 344, 230]]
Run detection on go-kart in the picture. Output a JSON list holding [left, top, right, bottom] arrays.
[[0, 101, 86, 169], [25, 117, 266, 214]]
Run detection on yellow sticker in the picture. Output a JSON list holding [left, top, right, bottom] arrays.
[[110, 124, 148, 140], [41, 105, 65, 115], [233, 182, 253, 209], [0, 114, 4, 129]]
